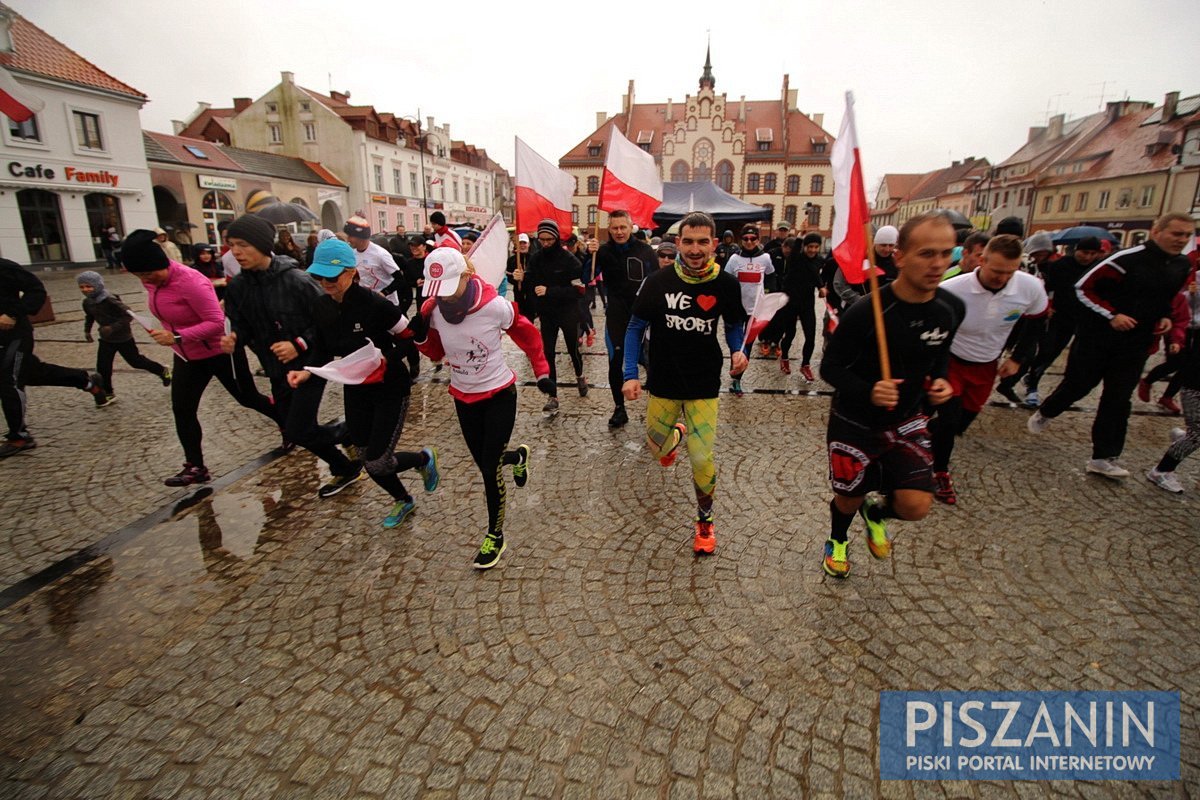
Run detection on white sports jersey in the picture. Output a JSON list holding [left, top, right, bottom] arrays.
[[353, 241, 400, 305], [941, 269, 1048, 362], [431, 295, 518, 396], [724, 251, 775, 315]]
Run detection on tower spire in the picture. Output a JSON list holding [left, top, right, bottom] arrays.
[[699, 35, 715, 91]]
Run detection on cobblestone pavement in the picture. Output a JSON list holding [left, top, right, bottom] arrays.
[[1, 272, 1197, 797]]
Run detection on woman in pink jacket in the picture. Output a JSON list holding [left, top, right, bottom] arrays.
[[121, 230, 277, 486]]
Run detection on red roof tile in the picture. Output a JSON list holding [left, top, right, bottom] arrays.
[[0, 6, 145, 100]]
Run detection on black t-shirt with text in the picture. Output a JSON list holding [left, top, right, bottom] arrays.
[[631, 267, 746, 400], [820, 285, 965, 427]]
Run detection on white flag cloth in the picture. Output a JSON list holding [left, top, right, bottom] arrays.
[[515, 137, 574, 235], [599, 126, 663, 228], [304, 343, 385, 385], [467, 214, 509, 288], [127, 309, 157, 331]]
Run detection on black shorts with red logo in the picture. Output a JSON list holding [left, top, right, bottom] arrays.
[[826, 410, 935, 497]]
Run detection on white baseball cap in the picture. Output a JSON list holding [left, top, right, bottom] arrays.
[[423, 247, 469, 297]]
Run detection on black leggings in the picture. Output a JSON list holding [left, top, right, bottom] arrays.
[[96, 339, 166, 395], [344, 372, 424, 501], [539, 309, 583, 395], [170, 352, 277, 466], [778, 294, 817, 365], [454, 385, 522, 536]]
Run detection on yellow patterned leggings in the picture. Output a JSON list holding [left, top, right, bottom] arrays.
[[645, 395, 719, 514]]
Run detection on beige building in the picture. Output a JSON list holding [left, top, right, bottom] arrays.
[[559, 51, 835, 237], [877, 157, 988, 227], [1028, 92, 1200, 246]]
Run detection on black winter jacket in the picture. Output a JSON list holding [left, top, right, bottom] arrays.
[[525, 244, 584, 317], [224, 256, 323, 380], [0, 259, 45, 339]]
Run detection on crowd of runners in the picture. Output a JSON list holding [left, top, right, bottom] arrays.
[[0, 206, 1195, 574]]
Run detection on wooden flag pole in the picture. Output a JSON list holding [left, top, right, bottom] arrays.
[[590, 220, 600, 280], [862, 221, 892, 381]]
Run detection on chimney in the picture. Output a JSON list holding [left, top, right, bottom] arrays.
[[1027, 125, 1046, 143], [171, 120, 185, 135], [624, 80, 635, 138], [1163, 91, 1180, 122], [595, 111, 608, 128], [233, 97, 252, 113], [813, 112, 824, 130], [1047, 113, 1065, 140], [281, 71, 294, 85], [0, 8, 13, 54], [666, 98, 673, 121], [330, 90, 350, 104], [952, 160, 961, 168], [739, 95, 746, 122]]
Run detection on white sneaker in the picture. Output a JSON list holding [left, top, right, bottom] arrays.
[[1169, 427, 1187, 444], [1023, 390, 1041, 409], [1026, 411, 1050, 434], [1146, 469, 1184, 494], [1086, 458, 1130, 479]]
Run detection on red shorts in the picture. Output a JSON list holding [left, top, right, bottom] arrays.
[[946, 356, 999, 414]]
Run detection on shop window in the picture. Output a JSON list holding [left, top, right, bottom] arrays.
[[85, 193, 123, 260], [18, 188, 69, 262], [202, 190, 236, 245]]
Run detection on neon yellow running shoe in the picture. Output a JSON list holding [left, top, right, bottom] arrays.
[[823, 538, 849, 578], [860, 497, 891, 559]]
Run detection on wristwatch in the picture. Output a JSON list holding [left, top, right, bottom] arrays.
[[173, 334, 182, 345]]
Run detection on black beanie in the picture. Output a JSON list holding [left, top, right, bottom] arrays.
[[225, 215, 276, 257], [803, 232, 823, 246], [536, 218, 559, 240], [120, 229, 170, 272], [996, 216, 1025, 237], [430, 211, 446, 226]]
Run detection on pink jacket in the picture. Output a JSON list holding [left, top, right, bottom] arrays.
[[146, 262, 226, 361]]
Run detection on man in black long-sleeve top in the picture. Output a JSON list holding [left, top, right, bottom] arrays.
[[1027, 213, 1194, 478], [819, 212, 964, 579], [1, 259, 105, 457], [586, 209, 659, 427], [526, 218, 587, 414]]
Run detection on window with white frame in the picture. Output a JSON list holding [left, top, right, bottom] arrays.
[[1139, 185, 1155, 207], [378, 211, 387, 231], [72, 110, 103, 150], [269, 124, 281, 144], [1098, 190, 1110, 209], [374, 164, 383, 192], [393, 168, 402, 194], [8, 114, 40, 142], [410, 171, 418, 197], [1116, 188, 1132, 208], [303, 123, 316, 142]]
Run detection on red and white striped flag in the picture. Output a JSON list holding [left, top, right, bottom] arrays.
[[599, 126, 663, 229], [744, 290, 790, 349], [831, 91, 871, 285], [466, 214, 508, 288], [515, 137, 573, 235], [0, 66, 43, 123]]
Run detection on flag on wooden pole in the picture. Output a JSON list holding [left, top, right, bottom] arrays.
[[598, 126, 663, 228], [515, 137, 573, 235], [831, 92, 871, 285]]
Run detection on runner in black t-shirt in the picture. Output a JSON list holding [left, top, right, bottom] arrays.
[[623, 212, 748, 555], [819, 212, 964, 578]]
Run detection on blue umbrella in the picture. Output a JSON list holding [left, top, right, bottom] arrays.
[[1051, 225, 1120, 245]]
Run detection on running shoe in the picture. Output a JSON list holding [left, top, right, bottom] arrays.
[[543, 397, 559, 414], [93, 391, 107, 407], [800, 364, 815, 382], [996, 383, 1020, 405], [1023, 390, 1041, 409], [343, 443, 360, 462], [1026, 410, 1050, 434], [586, 330, 596, 347], [418, 447, 440, 493], [771, 345, 782, 358], [577, 375, 588, 397], [823, 538, 850, 578], [731, 379, 744, 397], [164, 463, 211, 487], [1158, 395, 1182, 415], [318, 464, 365, 497], [1085, 458, 1130, 479], [85, 371, 105, 400], [860, 497, 891, 559], [933, 471, 957, 505], [1136, 379, 1152, 403], [1170, 427, 1187, 444], [758, 342, 772, 357], [608, 406, 628, 428], [693, 518, 716, 555], [474, 532, 506, 570], [161, 368, 173, 388], [512, 444, 530, 487], [383, 499, 416, 528], [779, 358, 791, 375], [1146, 469, 1184, 494], [659, 422, 687, 467], [0, 437, 36, 458]]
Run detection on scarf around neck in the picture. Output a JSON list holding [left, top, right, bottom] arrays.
[[674, 257, 719, 284], [436, 275, 481, 324]]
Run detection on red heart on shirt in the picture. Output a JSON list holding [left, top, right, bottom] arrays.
[[696, 295, 717, 312]]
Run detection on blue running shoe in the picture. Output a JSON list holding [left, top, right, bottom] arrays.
[[383, 499, 415, 528], [418, 447, 440, 493]]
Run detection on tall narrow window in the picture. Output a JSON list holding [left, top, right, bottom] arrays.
[[73, 111, 103, 149], [269, 124, 281, 144]]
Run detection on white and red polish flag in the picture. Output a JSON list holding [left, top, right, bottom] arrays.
[[831, 91, 871, 285], [0, 66, 43, 123], [599, 126, 663, 229], [466, 213, 508, 288], [515, 137, 573, 235], [744, 289, 790, 348]]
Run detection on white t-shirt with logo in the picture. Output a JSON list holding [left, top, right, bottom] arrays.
[[724, 251, 775, 315], [941, 269, 1048, 362], [354, 241, 400, 305], [431, 295, 518, 397]]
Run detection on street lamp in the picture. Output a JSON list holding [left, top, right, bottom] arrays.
[[399, 111, 429, 227]]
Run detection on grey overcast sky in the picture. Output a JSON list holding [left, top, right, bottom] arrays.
[[13, 0, 1200, 194]]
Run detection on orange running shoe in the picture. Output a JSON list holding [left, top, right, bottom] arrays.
[[758, 341, 772, 357], [693, 518, 716, 554], [658, 422, 687, 467], [586, 330, 596, 347]]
